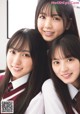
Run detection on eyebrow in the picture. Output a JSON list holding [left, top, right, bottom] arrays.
[[51, 14, 60, 17], [52, 58, 58, 60], [39, 12, 47, 16], [39, 12, 59, 16], [52, 57, 70, 60], [10, 47, 30, 52]]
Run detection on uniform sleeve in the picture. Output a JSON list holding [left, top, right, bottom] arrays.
[[42, 79, 65, 114], [25, 92, 44, 114]]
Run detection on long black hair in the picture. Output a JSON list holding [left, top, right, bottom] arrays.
[[0, 28, 50, 114], [35, 0, 79, 37], [49, 33, 80, 114]]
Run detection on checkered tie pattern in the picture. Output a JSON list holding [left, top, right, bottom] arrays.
[[72, 91, 80, 113]]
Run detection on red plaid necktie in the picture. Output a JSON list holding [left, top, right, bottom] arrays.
[[72, 91, 80, 113]]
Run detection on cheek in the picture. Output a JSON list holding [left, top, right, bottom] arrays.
[[52, 63, 60, 75], [37, 19, 43, 28], [52, 64, 58, 74], [55, 21, 64, 31], [7, 55, 12, 64], [29, 60, 33, 69], [56, 25, 64, 32], [52, 65, 60, 79], [73, 65, 80, 75], [6, 56, 13, 70], [23, 59, 33, 68], [70, 62, 80, 70]]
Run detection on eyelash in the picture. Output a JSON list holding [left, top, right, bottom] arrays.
[[9, 50, 15, 54], [52, 58, 74, 64], [38, 14, 61, 20], [22, 54, 30, 57], [9, 50, 31, 57], [67, 58, 73, 62], [39, 15, 45, 19], [53, 17, 61, 20], [53, 61, 59, 65]]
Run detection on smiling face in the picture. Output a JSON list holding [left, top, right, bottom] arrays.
[[7, 45, 33, 80], [6, 34, 33, 81], [37, 4, 67, 42], [52, 47, 80, 88]]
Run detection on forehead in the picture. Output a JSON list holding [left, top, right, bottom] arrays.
[[9, 36, 29, 51], [40, 3, 59, 16], [52, 47, 66, 59]]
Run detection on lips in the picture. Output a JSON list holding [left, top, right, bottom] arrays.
[[62, 73, 72, 79], [13, 67, 22, 71], [45, 32, 53, 36], [44, 31, 53, 37]]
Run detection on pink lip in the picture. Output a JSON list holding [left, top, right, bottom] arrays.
[[62, 73, 72, 79], [13, 67, 22, 71], [44, 31, 54, 37]]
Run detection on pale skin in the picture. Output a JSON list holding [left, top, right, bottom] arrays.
[[7, 46, 33, 81], [52, 47, 80, 89], [37, 6, 69, 42]]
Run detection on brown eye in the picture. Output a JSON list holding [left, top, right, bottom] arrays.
[[38, 14, 46, 19], [9, 49, 16, 54], [67, 57, 74, 62], [52, 16, 62, 21], [22, 53, 31, 57], [52, 61, 60, 65]]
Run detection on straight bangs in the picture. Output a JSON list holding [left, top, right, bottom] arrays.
[[50, 34, 80, 61], [51, 45, 72, 60], [40, 3, 52, 16], [59, 44, 80, 61], [39, 2, 70, 27], [7, 32, 29, 53], [39, 2, 71, 18]]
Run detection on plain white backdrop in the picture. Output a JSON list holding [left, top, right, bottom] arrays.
[[8, 0, 38, 38]]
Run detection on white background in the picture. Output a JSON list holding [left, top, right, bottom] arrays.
[[8, 0, 38, 38]]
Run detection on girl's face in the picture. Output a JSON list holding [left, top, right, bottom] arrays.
[[7, 45, 33, 80], [52, 47, 80, 88], [37, 5, 67, 42]]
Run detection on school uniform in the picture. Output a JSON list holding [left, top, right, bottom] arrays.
[[42, 79, 78, 114], [0, 74, 44, 114], [2, 74, 29, 101]]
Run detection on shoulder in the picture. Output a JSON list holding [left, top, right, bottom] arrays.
[[42, 78, 53, 86], [0, 73, 5, 80], [29, 92, 43, 105], [26, 92, 44, 114], [42, 79, 57, 96], [42, 79, 66, 114], [42, 79, 54, 91]]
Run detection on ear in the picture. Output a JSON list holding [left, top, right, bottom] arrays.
[[66, 18, 72, 30]]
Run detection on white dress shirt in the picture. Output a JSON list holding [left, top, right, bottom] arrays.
[[25, 92, 44, 114], [11, 74, 29, 90], [42, 79, 78, 114]]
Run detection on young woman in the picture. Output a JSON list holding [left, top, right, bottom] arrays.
[[35, 0, 79, 45], [42, 33, 80, 114], [0, 28, 49, 114]]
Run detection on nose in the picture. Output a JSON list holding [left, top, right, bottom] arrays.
[[60, 63, 68, 72], [13, 54, 21, 65], [44, 18, 52, 29]]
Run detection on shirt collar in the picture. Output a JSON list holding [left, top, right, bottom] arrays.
[[10, 74, 29, 89], [68, 84, 79, 99]]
